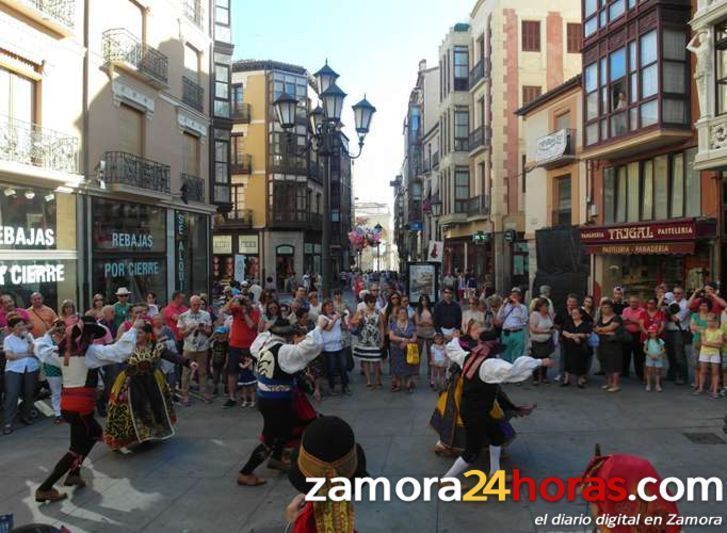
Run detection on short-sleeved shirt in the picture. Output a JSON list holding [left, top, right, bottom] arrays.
[[621, 307, 646, 334], [3, 333, 38, 373], [700, 328, 722, 357], [26, 305, 58, 338], [112, 301, 131, 330], [163, 303, 188, 341], [178, 309, 212, 352], [644, 338, 665, 357], [230, 307, 260, 349]]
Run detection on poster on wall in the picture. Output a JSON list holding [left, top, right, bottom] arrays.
[[234, 254, 246, 284], [427, 241, 443, 263], [407, 261, 439, 305]]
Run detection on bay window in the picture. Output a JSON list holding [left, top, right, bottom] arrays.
[[583, 26, 689, 146], [602, 149, 700, 224], [716, 22, 727, 114]]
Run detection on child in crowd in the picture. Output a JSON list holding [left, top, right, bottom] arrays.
[[696, 314, 723, 399], [210, 326, 229, 396], [238, 353, 257, 407], [643, 324, 665, 392], [430, 333, 448, 391]]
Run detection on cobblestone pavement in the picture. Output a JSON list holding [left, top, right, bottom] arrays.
[[2, 367, 726, 532]]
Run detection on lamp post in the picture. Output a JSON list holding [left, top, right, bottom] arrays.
[[274, 61, 376, 298], [373, 223, 383, 272], [430, 200, 442, 241]]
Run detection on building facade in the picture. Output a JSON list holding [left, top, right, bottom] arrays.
[[517, 75, 587, 294], [0, 0, 229, 309], [213, 60, 352, 290], [579, 0, 719, 300]]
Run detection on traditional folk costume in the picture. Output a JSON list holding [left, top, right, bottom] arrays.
[[430, 335, 518, 456], [33, 318, 138, 503], [580, 450, 680, 532], [237, 321, 323, 486], [442, 332, 545, 479], [287, 416, 367, 533], [104, 335, 192, 450]]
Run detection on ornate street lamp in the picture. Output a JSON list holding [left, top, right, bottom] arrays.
[[273, 61, 376, 297], [430, 200, 442, 217], [374, 223, 383, 272], [272, 91, 298, 130]]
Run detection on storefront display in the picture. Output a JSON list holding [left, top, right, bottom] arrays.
[[175, 211, 210, 296], [580, 218, 716, 298], [0, 182, 77, 309], [91, 198, 167, 303]]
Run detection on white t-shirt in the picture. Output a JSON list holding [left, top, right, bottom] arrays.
[[177, 310, 212, 352], [4, 333, 39, 373]]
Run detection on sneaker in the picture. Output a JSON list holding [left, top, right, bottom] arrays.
[[645, 385, 651, 392], [223, 399, 237, 408], [240, 400, 249, 408], [248, 401, 256, 408], [656, 385, 663, 392]]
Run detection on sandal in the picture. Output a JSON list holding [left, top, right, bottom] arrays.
[[237, 474, 267, 487], [365, 383, 373, 389], [390, 385, 401, 392]]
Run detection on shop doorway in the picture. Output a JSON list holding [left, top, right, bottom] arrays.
[[276, 245, 295, 292]]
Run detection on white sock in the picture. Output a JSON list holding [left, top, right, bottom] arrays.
[[489, 446, 502, 475], [443, 456, 470, 479]]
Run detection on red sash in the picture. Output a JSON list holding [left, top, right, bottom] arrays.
[[61, 387, 96, 415]]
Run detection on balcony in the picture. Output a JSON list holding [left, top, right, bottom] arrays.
[[270, 156, 307, 176], [432, 151, 439, 169], [232, 103, 251, 123], [181, 173, 204, 202], [102, 28, 168, 88], [1, 0, 75, 36], [269, 210, 323, 230], [466, 195, 490, 219], [182, 76, 203, 112], [0, 114, 79, 175], [468, 125, 491, 153], [231, 154, 252, 174], [469, 58, 490, 89], [695, 114, 727, 169], [228, 184, 253, 226], [535, 128, 576, 169], [183, 0, 203, 28], [423, 158, 431, 174], [103, 151, 170, 194]]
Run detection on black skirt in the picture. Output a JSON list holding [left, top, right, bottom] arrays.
[[530, 338, 554, 359]]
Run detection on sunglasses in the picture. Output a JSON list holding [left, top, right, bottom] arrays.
[[118, 295, 129, 298]]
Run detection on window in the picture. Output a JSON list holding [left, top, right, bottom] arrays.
[[213, 129, 230, 205], [555, 112, 570, 131], [231, 134, 244, 165], [602, 150, 700, 223], [454, 167, 469, 213], [184, 44, 200, 82], [718, 22, 727, 114], [522, 21, 541, 52], [609, 0, 625, 22], [214, 62, 230, 118], [182, 132, 200, 176], [215, 0, 229, 25], [567, 23, 582, 53], [118, 103, 144, 156], [231, 84, 243, 113], [522, 85, 542, 105], [454, 107, 469, 151], [453, 46, 469, 90], [583, 26, 688, 145], [0, 66, 35, 125], [555, 175, 571, 226]]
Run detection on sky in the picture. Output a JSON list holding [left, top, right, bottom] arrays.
[[232, 0, 472, 207]]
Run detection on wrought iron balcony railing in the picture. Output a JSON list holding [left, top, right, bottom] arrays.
[[103, 151, 170, 193], [468, 125, 491, 152], [467, 194, 490, 218], [269, 210, 324, 229], [16, 0, 76, 29], [182, 76, 203, 112], [102, 28, 168, 86], [232, 103, 251, 123], [231, 154, 252, 174], [183, 0, 203, 28], [0, 113, 79, 174], [270, 155, 307, 176], [469, 58, 490, 88], [181, 173, 204, 202]]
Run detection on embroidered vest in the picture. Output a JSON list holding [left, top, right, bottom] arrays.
[[256, 341, 294, 400]]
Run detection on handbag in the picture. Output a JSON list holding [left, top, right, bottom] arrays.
[[587, 331, 600, 348], [406, 343, 420, 365]]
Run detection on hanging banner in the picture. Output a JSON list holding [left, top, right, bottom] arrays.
[[427, 241, 443, 262], [234, 254, 246, 283]]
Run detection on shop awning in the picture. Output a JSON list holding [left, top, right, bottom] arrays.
[[585, 242, 695, 255]]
